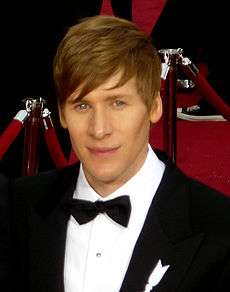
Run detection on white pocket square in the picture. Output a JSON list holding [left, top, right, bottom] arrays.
[[143, 259, 170, 292]]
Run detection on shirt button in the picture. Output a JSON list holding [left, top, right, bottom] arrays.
[[96, 252, 102, 258]]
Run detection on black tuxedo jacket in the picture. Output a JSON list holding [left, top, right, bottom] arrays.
[[1, 153, 230, 292]]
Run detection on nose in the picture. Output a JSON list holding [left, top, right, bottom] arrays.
[[87, 107, 112, 139]]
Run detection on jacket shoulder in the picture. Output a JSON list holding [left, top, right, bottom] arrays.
[[13, 163, 80, 204], [187, 177, 230, 239]]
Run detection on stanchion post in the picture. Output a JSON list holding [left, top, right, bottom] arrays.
[[22, 98, 45, 176], [159, 48, 182, 163], [0, 96, 67, 175]]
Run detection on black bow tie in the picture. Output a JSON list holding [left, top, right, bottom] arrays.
[[65, 195, 131, 227]]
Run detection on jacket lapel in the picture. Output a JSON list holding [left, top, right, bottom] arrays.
[[27, 164, 79, 292], [120, 160, 204, 292]]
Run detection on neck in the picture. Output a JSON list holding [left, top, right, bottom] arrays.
[[87, 177, 128, 198]]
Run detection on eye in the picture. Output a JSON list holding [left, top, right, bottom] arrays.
[[75, 102, 90, 111], [113, 99, 126, 108]]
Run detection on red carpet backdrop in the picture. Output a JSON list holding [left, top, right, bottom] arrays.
[[100, 0, 230, 195], [150, 120, 230, 195]]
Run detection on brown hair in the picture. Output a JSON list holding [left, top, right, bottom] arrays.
[[53, 15, 161, 110]]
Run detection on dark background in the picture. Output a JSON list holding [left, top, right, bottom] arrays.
[[0, 0, 228, 177]]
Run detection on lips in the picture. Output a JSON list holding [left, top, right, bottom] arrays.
[[87, 146, 120, 156]]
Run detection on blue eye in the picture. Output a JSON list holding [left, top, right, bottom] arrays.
[[114, 100, 125, 107], [76, 103, 89, 111]]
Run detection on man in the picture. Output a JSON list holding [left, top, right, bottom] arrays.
[[2, 15, 230, 292]]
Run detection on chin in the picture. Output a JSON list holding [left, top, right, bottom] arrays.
[[93, 169, 118, 181], [90, 167, 122, 183]]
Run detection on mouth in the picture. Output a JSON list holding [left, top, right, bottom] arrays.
[[87, 146, 120, 157]]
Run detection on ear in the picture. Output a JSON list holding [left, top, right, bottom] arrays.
[[149, 93, 162, 124], [58, 103, 67, 128]]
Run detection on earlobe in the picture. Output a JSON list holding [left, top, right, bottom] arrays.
[[58, 104, 67, 128], [149, 93, 163, 124]]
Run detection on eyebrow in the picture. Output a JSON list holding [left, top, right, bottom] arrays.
[[105, 94, 129, 101], [67, 94, 84, 104], [68, 93, 129, 105]]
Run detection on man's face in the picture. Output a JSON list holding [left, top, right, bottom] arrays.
[[59, 71, 162, 196]]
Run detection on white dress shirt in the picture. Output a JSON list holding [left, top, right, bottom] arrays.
[[64, 145, 165, 292]]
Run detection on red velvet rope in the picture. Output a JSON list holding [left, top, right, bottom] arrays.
[[181, 65, 230, 121], [0, 119, 24, 159], [42, 116, 68, 168], [0, 106, 68, 168]]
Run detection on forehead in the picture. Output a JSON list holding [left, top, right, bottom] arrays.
[[68, 71, 138, 102]]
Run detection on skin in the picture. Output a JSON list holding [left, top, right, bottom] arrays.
[[59, 71, 162, 197]]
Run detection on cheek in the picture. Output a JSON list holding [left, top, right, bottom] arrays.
[[124, 112, 150, 139], [68, 124, 85, 144], [68, 125, 87, 160], [64, 115, 86, 145]]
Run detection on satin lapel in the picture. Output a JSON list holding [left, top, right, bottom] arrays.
[[120, 161, 205, 292], [28, 165, 79, 292], [120, 207, 172, 292], [155, 233, 204, 292]]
